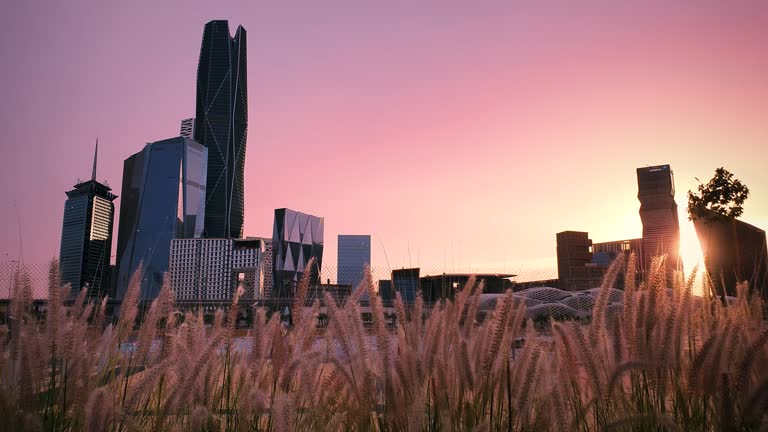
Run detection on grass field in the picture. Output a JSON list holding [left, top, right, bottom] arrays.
[[1, 255, 767, 431]]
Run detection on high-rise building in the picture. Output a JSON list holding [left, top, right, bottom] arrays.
[[337, 235, 371, 288], [59, 142, 117, 298], [180, 118, 195, 139], [272, 209, 324, 298], [637, 165, 680, 275], [556, 231, 604, 290], [115, 137, 207, 300], [194, 20, 248, 239], [169, 238, 265, 303]]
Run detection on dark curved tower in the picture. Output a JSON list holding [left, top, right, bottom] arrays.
[[194, 20, 247, 238]]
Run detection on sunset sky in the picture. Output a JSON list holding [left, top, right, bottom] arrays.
[[1, 1, 767, 280]]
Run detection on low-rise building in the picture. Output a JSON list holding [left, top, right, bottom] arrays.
[[169, 238, 268, 304]]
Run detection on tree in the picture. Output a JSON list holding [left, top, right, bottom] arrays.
[[687, 167, 750, 221]]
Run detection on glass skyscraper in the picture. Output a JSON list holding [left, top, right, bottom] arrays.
[[337, 235, 371, 288], [115, 137, 207, 300], [194, 20, 248, 239], [59, 142, 116, 298]]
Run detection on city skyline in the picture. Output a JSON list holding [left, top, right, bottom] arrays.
[[2, 1, 768, 275]]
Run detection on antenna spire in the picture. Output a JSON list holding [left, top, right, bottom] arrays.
[[91, 139, 98, 181]]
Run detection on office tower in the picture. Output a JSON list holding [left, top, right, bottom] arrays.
[[272, 209, 324, 298], [194, 20, 248, 239], [180, 118, 195, 139], [59, 141, 117, 298], [392, 268, 420, 303], [337, 234, 371, 288], [115, 137, 207, 300], [169, 238, 264, 303], [556, 231, 604, 290], [637, 165, 680, 275]]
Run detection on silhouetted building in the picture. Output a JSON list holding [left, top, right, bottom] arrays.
[[420, 273, 515, 303], [194, 20, 248, 239], [593, 238, 643, 268], [591, 238, 643, 289], [337, 235, 371, 288], [694, 216, 768, 298], [59, 142, 116, 298], [271, 209, 324, 298], [115, 137, 207, 300], [556, 231, 604, 290], [180, 118, 195, 139], [392, 268, 420, 303], [637, 165, 680, 276], [378, 280, 394, 303]]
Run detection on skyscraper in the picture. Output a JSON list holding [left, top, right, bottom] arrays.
[[194, 20, 248, 239], [59, 141, 117, 298], [337, 235, 371, 288], [115, 137, 207, 300], [272, 209, 324, 298], [637, 165, 680, 275]]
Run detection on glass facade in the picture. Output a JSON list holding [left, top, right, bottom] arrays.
[[272, 209, 324, 298], [337, 235, 371, 288], [194, 20, 248, 239], [115, 137, 207, 300], [59, 179, 116, 299]]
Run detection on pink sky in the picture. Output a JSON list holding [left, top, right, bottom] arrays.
[[1, 1, 767, 280]]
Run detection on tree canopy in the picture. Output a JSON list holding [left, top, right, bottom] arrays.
[[687, 167, 750, 221]]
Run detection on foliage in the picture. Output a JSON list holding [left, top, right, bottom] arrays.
[[688, 167, 750, 221], [1, 256, 768, 431]]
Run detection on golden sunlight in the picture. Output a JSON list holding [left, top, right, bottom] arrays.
[[678, 217, 706, 296]]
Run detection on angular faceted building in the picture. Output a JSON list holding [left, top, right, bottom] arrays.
[[194, 20, 248, 239], [637, 165, 680, 276], [115, 137, 207, 300], [337, 235, 371, 288], [272, 209, 324, 298], [59, 143, 117, 298]]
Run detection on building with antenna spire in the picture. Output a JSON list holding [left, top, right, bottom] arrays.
[[59, 140, 117, 299]]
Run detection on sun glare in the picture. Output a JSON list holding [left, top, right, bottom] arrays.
[[678, 218, 706, 295]]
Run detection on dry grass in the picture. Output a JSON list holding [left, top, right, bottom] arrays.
[[1, 255, 767, 431]]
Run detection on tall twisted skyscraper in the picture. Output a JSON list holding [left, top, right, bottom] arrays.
[[194, 20, 248, 238], [637, 165, 680, 276]]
